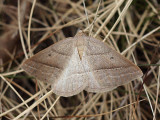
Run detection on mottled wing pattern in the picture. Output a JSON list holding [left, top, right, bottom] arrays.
[[84, 36, 143, 92]]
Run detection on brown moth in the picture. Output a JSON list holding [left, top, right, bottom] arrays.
[[22, 31, 143, 97]]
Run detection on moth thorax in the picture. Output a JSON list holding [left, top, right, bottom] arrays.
[[77, 38, 85, 60]]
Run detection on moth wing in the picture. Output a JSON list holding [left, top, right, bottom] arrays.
[[22, 37, 88, 97], [52, 47, 88, 97], [83, 36, 143, 92], [22, 37, 75, 83]]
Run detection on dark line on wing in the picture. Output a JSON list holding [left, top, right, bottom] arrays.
[[66, 69, 139, 79], [51, 48, 70, 56], [94, 66, 128, 71], [31, 59, 62, 70], [66, 66, 132, 76], [24, 64, 53, 74], [87, 52, 110, 56]]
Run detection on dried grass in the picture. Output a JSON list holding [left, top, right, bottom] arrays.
[[0, 0, 160, 119]]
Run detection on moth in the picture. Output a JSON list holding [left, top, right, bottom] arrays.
[[22, 31, 143, 97]]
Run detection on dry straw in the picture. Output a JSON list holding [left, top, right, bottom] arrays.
[[0, 0, 159, 119]]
